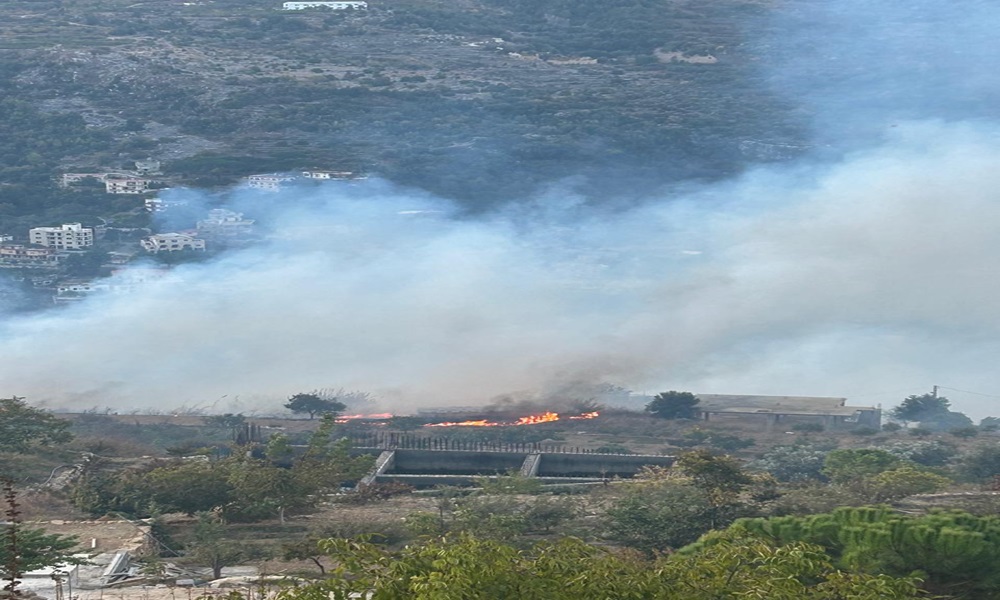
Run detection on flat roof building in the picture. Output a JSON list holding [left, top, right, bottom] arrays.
[[29, 223, 94, 250]]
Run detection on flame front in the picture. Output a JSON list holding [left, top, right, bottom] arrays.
[[425, 411, 598, 428]]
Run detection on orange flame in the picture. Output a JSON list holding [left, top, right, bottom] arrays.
[[425, 411, 599, 428], [335, 413, 394, 423]]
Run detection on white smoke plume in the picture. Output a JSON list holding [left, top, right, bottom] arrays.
[[4, 0, 1000, 417], [4, 123, 1000, 417]]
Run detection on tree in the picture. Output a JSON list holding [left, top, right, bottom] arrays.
[[821, 449, 900, 484], [0, 526, 82, 578], [891, 393, 950, 422], [861, 466, 950, 502], [189, 513, 244, 580], [144, 461, 233, 516], [267, 532, 924, 600], [736, 506, 1000, 597], [750, 444, 828, 482], [675, 449, 753, 504], [2, 479, 84, 592], [645, 391, 700, 419], [605, 482, 730, 553], [958, 444, 1000, 483], [0, 396, 72, 454], [284, 393, 345, 420]]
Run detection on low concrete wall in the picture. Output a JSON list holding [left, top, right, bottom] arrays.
[[536, 453, 674, 478], [362, 449, 676, 488], [389, 449, 527, 475]]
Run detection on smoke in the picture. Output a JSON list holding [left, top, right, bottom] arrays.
[[4, 0, 1000, 417]]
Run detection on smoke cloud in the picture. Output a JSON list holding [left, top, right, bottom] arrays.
[[3, 0, 1000, 417]]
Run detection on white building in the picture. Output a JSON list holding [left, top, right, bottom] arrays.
[[134, 159, 162, 175], [145, 197, 189, 212], [105, 176, 151, 194], [0, 244, 61, 267], [196, 209, 255, 241], [301, 170, 357, 179], [282, 1, 368, 9], [246, 173, 297, 191], [29, 223, 94, 250], [140, 233, 206, 253]]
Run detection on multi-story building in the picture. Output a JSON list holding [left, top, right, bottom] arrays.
[[282, 1, 368, 9], [196, 209, 256, 241], [105, 176, 151, 194], [140, 233, 206, 253], [28, 223, 94, 250], [246, 173, 297, 191], [0, 245, 61, 268], [301, 170, 357, 179], [134, 159, 162, 175]]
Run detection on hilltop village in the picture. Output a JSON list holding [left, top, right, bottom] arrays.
[[0, 160, 361, 306]]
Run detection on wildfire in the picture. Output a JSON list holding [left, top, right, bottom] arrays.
[[335, 413, 394, 423], [425, 411, 599, 428]]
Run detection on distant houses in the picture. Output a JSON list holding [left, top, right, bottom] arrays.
[[692, 394, 882, 431], [282, 1, 368, 10], [0, 244, 61, 268], [245, 170, 361, 191], [140, 233, 207, 253]]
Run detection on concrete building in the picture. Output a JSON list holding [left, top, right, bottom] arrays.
[[301, 170, 357, 179], [282, 1, 368, 9], [0, 244, 61, 267], [196, 209, 255, 241], [133, 159, 162, 175], [145, 197, 189, 212], [246, 173, 297, 191], [105, 176, 151, 194], [693, 394, 882, 431], [140, 233, 206, 253], [29, 223, 94, 250]]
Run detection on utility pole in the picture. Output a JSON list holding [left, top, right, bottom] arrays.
[[932, 385, 939, 398]]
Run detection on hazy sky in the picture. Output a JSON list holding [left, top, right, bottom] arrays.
[[3, 0, 1000, 417]]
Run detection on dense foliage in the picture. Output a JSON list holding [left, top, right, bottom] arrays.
[[736, 507, 1000, 598], [269, 532, 923, 600]]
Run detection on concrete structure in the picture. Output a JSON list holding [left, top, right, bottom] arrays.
[[246, 173, 297, 191], [145, 197, 188, 212], [60, 173, 108, 187], [282, 1, 368, 9], [105, 176, 151, 194], [140, 233, 206, 253], [694, 394, 882, 430], [0, 244, 61, 268], [360, 448, 675, 488], [133, 159, 162, 175], [196, 209, 255, 241], [301, 170, 356, 179], [29, 223, 94, 250]]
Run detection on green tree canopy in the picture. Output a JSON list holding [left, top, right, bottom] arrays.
[[0, 525, 83, 579], [821, 449, 900, 484], [734, 506, 1000, 597], [284, 393, 346, 420], [0, 396, 72, 454], [271, 531, 923, 600], [889, 394, 951, 422], [645, 391, 700, 419]]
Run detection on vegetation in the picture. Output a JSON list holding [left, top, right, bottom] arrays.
[[646, 391, 700, 420], [285, 393, 346, 420], [736, 507, 1000, 598], [0, 396, 72, 455], [270, 531, 923, 600]]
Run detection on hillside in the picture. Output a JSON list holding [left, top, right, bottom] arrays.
[[0, 0, 800, 218]]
